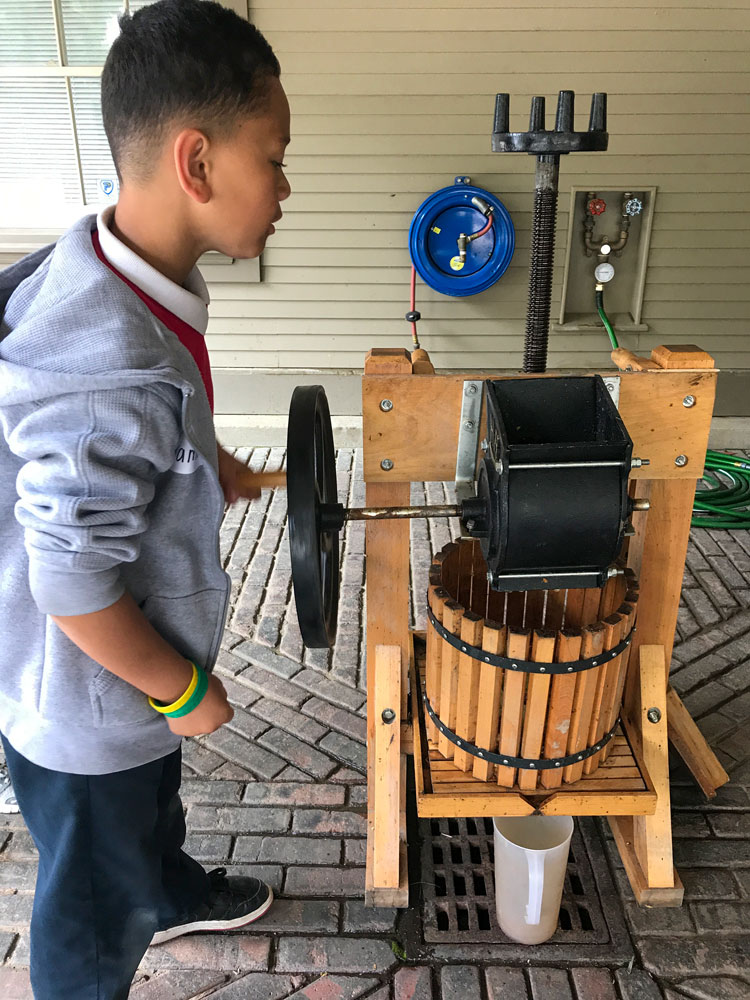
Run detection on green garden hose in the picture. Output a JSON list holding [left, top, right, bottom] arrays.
[[592, 287, 749, 530], [693, 450, 750, 529], [595, 288, 618, 350]]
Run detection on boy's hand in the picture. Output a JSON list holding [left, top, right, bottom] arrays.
[[217, 444, 261, 504], [166, 673, 234, 737]]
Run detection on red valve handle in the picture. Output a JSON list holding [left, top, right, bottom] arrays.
[[588, 198, 606, 216]]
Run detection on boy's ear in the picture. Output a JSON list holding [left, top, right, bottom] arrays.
[[173, 128, 212, 204]]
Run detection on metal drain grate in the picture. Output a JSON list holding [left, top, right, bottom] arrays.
[[420, 816, 610, 944]]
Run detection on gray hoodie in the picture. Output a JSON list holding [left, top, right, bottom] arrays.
[[0, 215, 230, 774]]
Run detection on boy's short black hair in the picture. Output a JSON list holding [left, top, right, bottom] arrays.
[[102, 0, 280, 182]]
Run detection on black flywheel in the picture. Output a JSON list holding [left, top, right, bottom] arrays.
[[286, 385, 344, 648]]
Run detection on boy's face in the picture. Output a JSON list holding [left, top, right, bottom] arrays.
[[203, 76, 291, 259]]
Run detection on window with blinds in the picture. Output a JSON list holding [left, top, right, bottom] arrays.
[[0, 0, 256, 281], [0, 1, 154, 233]]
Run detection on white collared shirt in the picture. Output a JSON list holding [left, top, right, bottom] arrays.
[[96, 206, 210, 335]]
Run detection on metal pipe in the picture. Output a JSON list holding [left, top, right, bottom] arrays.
[[583, 191, 605, 256], [343, 493, 649, 521], [608, 192, 633, 255], [502, 458, 650, 470], [490, 567, 625, 581], [343, 504, 461, 521], [508, 460, 628, 470]]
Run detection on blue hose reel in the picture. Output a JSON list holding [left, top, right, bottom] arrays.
[[408, 177, 515, 297]]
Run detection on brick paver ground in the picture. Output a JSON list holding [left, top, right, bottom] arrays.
[[1, 449, 748, 999]]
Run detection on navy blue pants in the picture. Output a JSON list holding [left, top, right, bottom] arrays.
[[2, 735, 209, 1000]]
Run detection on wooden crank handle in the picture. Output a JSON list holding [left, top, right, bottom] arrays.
[[236, 469, 287, 491], [610, 348, 660, 372]]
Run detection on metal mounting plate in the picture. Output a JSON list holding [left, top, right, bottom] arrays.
[[455, 380, 483, 503], [602, 375, 621, 408]]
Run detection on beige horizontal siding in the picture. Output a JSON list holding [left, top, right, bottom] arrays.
[[252, 8, 748, 32], [212, 6, 749, 386], [267, 31, 750, 55], [253, 0, 746, 7]]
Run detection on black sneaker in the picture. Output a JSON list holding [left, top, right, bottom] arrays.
[[151, 868, 273, 945]]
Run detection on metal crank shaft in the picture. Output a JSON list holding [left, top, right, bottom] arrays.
[[344, 504, 461, 521]]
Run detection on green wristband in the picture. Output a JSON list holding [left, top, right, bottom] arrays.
[[165, 665, 209, 718]]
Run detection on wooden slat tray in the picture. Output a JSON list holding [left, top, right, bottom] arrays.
[[411, 652, 657, 819]]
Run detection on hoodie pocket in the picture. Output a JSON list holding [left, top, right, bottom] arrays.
[[138, 588, 226, 667], [88, 587, 226, 728], [88, 668, 156, 728]]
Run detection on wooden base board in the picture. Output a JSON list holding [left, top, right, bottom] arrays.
[[417, 735, 656, 818], [609, 815, 684, 907]]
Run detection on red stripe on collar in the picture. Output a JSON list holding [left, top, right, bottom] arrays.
[[92, 229, 213, 413]]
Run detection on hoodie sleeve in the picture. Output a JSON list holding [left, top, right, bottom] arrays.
[[9, 383, 183, 616]]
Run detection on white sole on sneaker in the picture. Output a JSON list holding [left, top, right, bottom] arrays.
[[0, 793, 19, 814], [150, 888, 274, 946]]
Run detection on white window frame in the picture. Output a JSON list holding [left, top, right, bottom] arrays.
[[0, 0, 258, 282]]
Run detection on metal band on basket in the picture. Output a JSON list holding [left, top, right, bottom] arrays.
[[426, 600, 634, 676], [422, 689, 619, 771]]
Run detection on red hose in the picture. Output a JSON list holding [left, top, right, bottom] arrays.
[[407, 211, 492, 351], [472, 213, 493, 240], [410, 266, 419, 348]]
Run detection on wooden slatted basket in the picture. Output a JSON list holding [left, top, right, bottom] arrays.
[[424, 539, 639, 790]]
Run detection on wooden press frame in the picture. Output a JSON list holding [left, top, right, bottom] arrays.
[[363, 344, 729, 909]]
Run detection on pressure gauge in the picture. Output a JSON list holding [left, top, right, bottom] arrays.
[[595, 262, 615, 283]]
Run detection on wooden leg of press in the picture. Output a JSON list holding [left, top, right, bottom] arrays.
[[625, 479, 696, 708], [610, 645, 684, 907], [666, 685, 730, 800], [369, 645, 403, 895], [365, 481, 410, 908]]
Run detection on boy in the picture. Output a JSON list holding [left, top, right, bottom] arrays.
[[0, 2, 291, 996]]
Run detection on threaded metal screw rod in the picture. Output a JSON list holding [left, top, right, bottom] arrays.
[[525, 92, 565, 373], [491, 90, 608, 374], [525, 150, 560, 372]]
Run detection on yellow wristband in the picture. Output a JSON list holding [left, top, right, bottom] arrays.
[[149, 662, 199, 715]]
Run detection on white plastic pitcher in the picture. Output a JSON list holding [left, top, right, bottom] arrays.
[[493, 815, 574, 945]]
